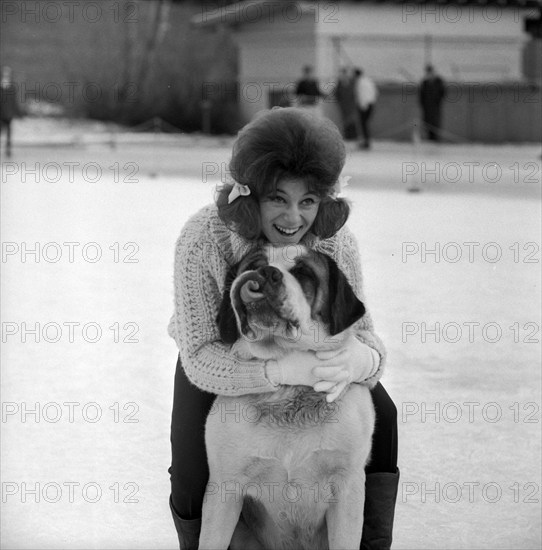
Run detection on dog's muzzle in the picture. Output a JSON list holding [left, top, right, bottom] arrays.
[[238, 266, 284, 305]]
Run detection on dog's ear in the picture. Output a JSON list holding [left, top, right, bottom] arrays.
[[216, 265, 240, 344], [324, 256, 366, 335]]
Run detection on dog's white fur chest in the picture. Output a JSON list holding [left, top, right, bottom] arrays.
[[204, 384, 374, 549]]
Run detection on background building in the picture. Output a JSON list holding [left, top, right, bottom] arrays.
[[2, 0, 540, 141], [194, 0, 542, 142]]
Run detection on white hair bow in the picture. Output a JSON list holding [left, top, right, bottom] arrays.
[[331, 175, 350, 199], [227, 182, 251, 204]]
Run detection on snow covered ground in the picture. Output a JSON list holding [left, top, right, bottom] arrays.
[[1, 120, 541, 549]]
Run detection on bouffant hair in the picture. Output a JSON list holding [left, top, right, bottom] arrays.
[[216, 107, 350, 241]]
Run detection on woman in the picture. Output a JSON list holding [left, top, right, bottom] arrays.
[[168, 107, 399, 549]]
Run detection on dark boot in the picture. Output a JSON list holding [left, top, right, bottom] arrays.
[[169, 496, 201, 550], [360, 468, 400, 550]]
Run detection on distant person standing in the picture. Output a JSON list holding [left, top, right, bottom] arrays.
[[0, 66, 22, 158], [295, 65, 324, 114], [335, 67, 359, 140], [354, 68, 378, 149], [419, 65, 446, 142]]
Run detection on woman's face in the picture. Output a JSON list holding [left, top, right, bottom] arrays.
[[259, 178, 321, 244]]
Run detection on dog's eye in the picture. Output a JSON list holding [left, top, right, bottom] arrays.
[[291, 264, 318, 301], [290, 264, 316, 284], [239, 252, 268, 273], [247, 258, 267, 270]]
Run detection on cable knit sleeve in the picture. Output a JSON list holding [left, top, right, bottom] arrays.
[[314, 225, 387, 388], [168, 211, 278, 396]]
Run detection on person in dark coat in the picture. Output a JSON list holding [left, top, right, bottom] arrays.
[[335, 67, 360, 141], [419, 65, 446, 142], [295, 65, 324, 109], [0, 66, 22, 157]]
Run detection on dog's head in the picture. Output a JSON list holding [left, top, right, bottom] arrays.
[[217, 244, 365, 353]]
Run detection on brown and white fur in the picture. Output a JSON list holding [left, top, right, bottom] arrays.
[[199, 244, 375, 550]]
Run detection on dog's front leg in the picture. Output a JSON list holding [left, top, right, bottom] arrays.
[[199, 478, 243, 550], [325, 475, 365, 550]]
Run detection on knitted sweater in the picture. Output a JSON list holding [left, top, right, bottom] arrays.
[[168, 204, 386, 396]]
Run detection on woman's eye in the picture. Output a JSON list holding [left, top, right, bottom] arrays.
[[301, 197, 318, 206]]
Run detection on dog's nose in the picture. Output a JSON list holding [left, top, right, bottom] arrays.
[[259, 266, 282, 285], [240, 279, 265, 303]]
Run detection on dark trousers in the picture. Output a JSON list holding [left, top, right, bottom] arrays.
[[169, 355, 398, 520], [422, 107, 442, 141], [357, 105, 374, 147], [0, 119, 12, 155]]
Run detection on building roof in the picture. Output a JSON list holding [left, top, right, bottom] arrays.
[[192, 0, 541, 27]]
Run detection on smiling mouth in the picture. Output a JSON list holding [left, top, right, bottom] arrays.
[[273, 224, 303, 237]]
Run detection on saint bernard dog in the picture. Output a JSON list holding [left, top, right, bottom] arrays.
[[199, 244, 375, 550]]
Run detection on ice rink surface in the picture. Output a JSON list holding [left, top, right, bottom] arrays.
[[1, 123, 541, 549]]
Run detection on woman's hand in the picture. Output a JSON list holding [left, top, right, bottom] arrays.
[[265, 340, 379, 403], [266, 350, 328, 388], [312, 339, 379, 402]]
